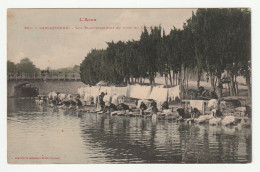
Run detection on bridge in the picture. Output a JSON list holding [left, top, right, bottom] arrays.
[[8, 72, 81, 81], [7, 73, 86, 97]]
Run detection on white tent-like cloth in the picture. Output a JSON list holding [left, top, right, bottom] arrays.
[[149, 87, 168, 101]]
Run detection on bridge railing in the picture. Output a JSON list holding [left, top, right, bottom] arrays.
[[7, 72, 81, 81]]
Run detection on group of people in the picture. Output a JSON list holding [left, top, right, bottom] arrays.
[[36, 91, 83, 110], [36, 90, 173, 117]]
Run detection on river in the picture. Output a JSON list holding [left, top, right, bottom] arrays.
[[7, 98, 251, 163]]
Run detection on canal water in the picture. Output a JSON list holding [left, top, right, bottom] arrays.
[[7, 98, 251, 164]]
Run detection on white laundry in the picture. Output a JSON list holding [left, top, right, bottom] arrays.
[[208, 99, 218, 108], [190, 100, 204, 112], [111, 95, 119, 105], [103, 95, 111, 106], [235, 107, 246, 112], [130, 85, 152, 99], [194, 115, 207, 123], [90, 86, 100, 97], [168, 85, 180, 100], [149, 87, 168, 102], [83, 86, 91, 96], [221, 115, 235, 126], [77, 86, 85, 98], [209, 117, 222, 125], [111, 86, 128, 96], [59, 93, 67, 100]]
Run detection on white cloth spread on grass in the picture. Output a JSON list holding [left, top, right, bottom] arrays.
[[168, 85, 180, 100], [130, 85, 152, 99], [208, 99, 218, 108], [190, 100, 204, 112], [148, 87, 168, 101]]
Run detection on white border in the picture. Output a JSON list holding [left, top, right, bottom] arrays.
[[1, 0, 260, 172]]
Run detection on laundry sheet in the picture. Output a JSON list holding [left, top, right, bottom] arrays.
[[168, 85, 180, 100], [103, 95, 112, 106], [77, 86, 85, 98], [90, 86, 100, 97], [148, 87, 168, 102], [83, 86, 90, 94], [130, 85, 152, 99], [111, 86, 128, 96], [99, 86, 112, 95], [208, 99, 218, 108], [190, 100, 204, 112]]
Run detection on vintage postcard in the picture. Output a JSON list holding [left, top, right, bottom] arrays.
[[7, 8, 251, 164]]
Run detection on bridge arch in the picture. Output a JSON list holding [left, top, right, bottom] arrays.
[[7, 80, 86, 97], [13, 82, 39, 97]]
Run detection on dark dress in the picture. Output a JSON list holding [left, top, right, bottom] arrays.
[[151, 101, 158, 114]]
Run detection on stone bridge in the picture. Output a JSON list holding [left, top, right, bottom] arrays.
[[7, 74, 86, 97]]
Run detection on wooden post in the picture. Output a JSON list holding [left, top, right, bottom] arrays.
[[203, 101, 205, 116]]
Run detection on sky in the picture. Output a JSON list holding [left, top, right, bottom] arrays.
[[7, 9, 196, 69]]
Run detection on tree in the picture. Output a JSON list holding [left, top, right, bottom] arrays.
[[16, 58, 40, 74], [7, 60, 17, 73], [189, 8, 251, 97], [139, 26, 161, 85]]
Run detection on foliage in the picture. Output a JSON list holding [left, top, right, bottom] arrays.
[[8, 58, 40, 74], [79, 8, 251, 96]]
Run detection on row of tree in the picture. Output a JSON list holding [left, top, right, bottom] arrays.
[[7, 58, 40, 74], [7, 58, 80, 75], [79, 8, 250, 97]]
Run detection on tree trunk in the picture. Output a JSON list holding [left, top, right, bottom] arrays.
[[197, 68, 201, 89], [246, 75, 251, 97], [210, 74, 216, 91], [229, 73, 236, 96], [149, 75, 153, 86], [168, 69, 172, 86], [178, 70, 182, 85], [177, 72, 179, 85], [164, 75, 168, 85], [186, 68, 189, 91], [183, 67, 186, 89], [216, 75, 222, 99], [171, 73, 175, 85], [235, 75, 239, 96], [227, 82, 230, 96]]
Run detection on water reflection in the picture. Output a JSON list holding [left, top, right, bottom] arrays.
[[7, 98, 251, 163]]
